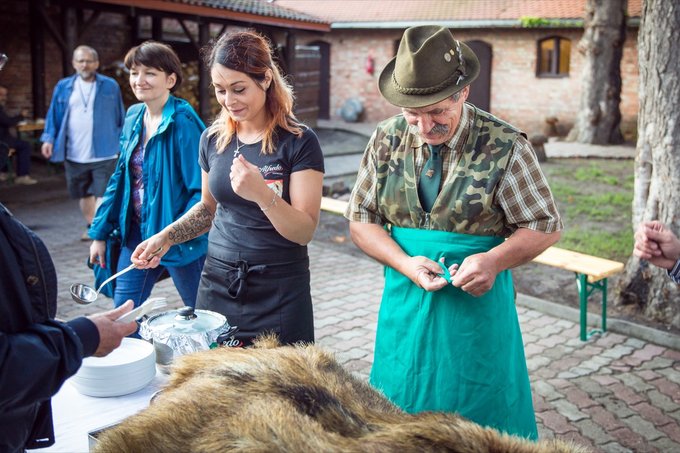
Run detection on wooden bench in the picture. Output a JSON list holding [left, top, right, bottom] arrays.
[[532, 247, 624, 341], [319, 197, 625, 341]]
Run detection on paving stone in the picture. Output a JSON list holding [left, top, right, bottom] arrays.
[[583, 405, 626, 432], [649, 436, 680, 453], [596, 332, 628, 347], [658, 421, 680, 444], [608, 427, 654, 453], [564, 387, 599, 410], [526, 355, 552, 373], [534, 380, 563, 402], [551, 398, 588, 421], [657, 367, 680, 385], [635, 356, 674, 371], [599, 395, 637, 419], [602, 345, 635, 360], [630, 401, 676, 428], [617, 373, 655, 392], [622, 414, 666, 441], [649, 377, 680, 403], [537, 410, 577, 434], [599, 442, 633, 453], [623, 337, 647, 348], [573, 418, 614, 446], [662, 349, 680, 361]]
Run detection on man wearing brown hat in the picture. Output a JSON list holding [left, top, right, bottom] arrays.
[[345, 26, 562, 440]]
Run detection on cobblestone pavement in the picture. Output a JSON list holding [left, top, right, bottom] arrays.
[[3, 179, 680, 453]]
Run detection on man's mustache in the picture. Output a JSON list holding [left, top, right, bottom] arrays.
[[428, 123, 449, 136]]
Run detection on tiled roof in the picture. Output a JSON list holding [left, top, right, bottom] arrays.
[[274, 0, 642, 25], [90, 0, 329, 30], [169, 0, 327, 23]]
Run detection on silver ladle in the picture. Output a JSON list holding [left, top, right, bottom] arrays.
[[70, 247, 163, 305]]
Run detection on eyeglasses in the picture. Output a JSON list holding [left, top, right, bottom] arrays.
[[74, 59, 97, 65]]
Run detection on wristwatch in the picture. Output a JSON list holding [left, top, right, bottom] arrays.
[[667, 259, 680, 284]]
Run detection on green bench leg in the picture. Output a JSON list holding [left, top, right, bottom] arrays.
[[575, 273, 608, 341]]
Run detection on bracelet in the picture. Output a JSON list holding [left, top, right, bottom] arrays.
[[260, 191, 278, 212]]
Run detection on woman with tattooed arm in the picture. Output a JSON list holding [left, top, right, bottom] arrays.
[[131, 31, 324, 347]]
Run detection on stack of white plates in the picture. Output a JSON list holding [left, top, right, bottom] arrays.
[[70, 338, 156, 397]]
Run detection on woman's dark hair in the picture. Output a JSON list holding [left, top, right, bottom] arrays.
[[203, 31, 302, 154], [124, 41, 183, 92]]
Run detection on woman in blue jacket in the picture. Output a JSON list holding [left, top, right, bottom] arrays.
[[89, 41, 207, 308]]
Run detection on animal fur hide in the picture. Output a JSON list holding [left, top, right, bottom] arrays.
[[94, 337, 589, 452]]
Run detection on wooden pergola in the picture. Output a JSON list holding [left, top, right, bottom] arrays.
[[27, 0, 329, 119]]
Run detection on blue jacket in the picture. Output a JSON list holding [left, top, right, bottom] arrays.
[[0, 203, 100, 452], [89, 96, 207, 266], [40, 73, 125, 162]]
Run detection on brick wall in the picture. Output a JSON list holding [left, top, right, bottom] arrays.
[[0, 0, 131, 119], [296, 26, 639, 140]]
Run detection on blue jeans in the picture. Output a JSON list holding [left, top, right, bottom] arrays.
[[113, 224, 205, 308]]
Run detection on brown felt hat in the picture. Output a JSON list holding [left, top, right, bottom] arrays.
[[378, 25, 480, 108]]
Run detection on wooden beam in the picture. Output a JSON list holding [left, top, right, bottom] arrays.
[[198, 21, 210, 122], [29, 0, 46, 117], [178, 19, 199, 51]]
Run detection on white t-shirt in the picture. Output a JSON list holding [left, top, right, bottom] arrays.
[[67, 77, 110, 163]]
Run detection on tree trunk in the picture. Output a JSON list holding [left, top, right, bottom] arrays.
[[617, 0, 680, 328], [567, 0, 626, 144]]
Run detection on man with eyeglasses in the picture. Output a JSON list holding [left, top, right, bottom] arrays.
[[41, 45, 125, 241], [345, 26, 563, 440]]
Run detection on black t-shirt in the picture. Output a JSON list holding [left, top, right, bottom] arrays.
[[198, 127, 324, 252]]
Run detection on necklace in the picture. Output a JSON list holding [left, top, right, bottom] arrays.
[[233, 132, 264, 157], [77, 78, 95, 113]]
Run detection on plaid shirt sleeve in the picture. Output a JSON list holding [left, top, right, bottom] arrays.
[[496, 136, 563, 233], [345, 130, 384, 225]]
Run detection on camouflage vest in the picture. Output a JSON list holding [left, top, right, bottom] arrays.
[[375, 105, 523, 236]]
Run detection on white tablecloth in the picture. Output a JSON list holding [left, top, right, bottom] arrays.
[[28, 370, 168, 453]]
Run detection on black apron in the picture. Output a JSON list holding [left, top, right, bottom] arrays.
[[196, 244, 314, 347]]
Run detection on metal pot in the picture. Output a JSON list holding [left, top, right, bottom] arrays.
[[139, 306, 238, 372]]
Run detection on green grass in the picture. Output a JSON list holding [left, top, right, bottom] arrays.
[[542, 159, 634, 262]]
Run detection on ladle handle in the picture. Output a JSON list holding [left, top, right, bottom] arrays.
[[96, 262, 136, 294], [95, 246, 164, 294]]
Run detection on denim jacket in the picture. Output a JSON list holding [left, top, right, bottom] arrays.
[[89, 96, 207, 266], [40, 73, 125, 162]]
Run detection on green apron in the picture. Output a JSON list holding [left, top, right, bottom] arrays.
[[370, 226, 538, 440]]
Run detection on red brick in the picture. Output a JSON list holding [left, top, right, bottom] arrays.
[[630, 402, 675, 427], [632, 344, 666, 361], [565, 387, 599, 409], [591, 375, 619, 387], [662, 349, 680, 361], [548, 378, 572, 390], [608, 383, 646, 405], [608, 427, 650, 452], [583, 405, 625, 432], [637, 369, 662, 381], [650, 378, 680, 403], [537, 410, 577, 435], [659, 422, 680, 444]]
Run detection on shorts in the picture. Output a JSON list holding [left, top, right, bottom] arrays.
[[64, 158, 117, 199]]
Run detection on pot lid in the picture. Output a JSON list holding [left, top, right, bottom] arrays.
[[145, 307, 227, 335]]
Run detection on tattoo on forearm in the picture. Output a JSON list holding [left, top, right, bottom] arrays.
[[168, 203, 214, 244]]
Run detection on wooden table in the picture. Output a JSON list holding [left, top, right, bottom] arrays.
[[16, 121, 46, 134]]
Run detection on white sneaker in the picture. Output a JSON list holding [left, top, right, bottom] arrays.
[[14, 175, 38, 185], [0, 173, 8, 182]]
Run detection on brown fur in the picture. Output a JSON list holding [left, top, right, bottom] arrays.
[[94, 336, 589, 452]]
